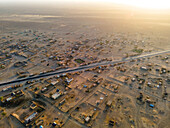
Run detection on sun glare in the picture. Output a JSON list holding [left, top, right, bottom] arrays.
[[1, 0, 170, 9], [103, 0, 170, 9]]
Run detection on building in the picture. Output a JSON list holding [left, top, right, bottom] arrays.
[[25, 112, 38, 124], [51, 92, 61, 100]]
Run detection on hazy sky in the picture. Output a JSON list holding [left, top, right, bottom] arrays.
[[1, 0, 170, 9]]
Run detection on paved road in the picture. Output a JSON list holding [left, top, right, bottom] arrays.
[[0, 50, 169, 86]]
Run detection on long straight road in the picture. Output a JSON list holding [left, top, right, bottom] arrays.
[[0, 50, 169, 86]]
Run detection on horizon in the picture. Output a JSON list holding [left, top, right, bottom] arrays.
[[1, 0, 170, 10]]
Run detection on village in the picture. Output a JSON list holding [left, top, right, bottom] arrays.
[[0, 30, 169, 128]]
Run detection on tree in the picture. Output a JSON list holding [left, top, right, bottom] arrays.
[[0, 97, 3, 101], [1, 112, 6, 116]]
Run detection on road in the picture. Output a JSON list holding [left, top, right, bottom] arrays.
[[0, 50, 169, 86]]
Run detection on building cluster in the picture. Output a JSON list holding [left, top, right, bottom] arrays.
[[0, 31, 169, 127]]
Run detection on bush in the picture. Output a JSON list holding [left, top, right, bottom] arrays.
[[74, 59, 85, 64], [132, 48, 143, 54], [0, 97, 3, 101], [1, 112, 6, 116], [37, 107, 43, 113]]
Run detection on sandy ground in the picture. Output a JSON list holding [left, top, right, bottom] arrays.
[[0, 3, 169, 128], [0, 4, 170, 50]]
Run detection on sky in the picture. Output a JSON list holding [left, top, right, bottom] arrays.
[[1, 0, 170, 9]]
